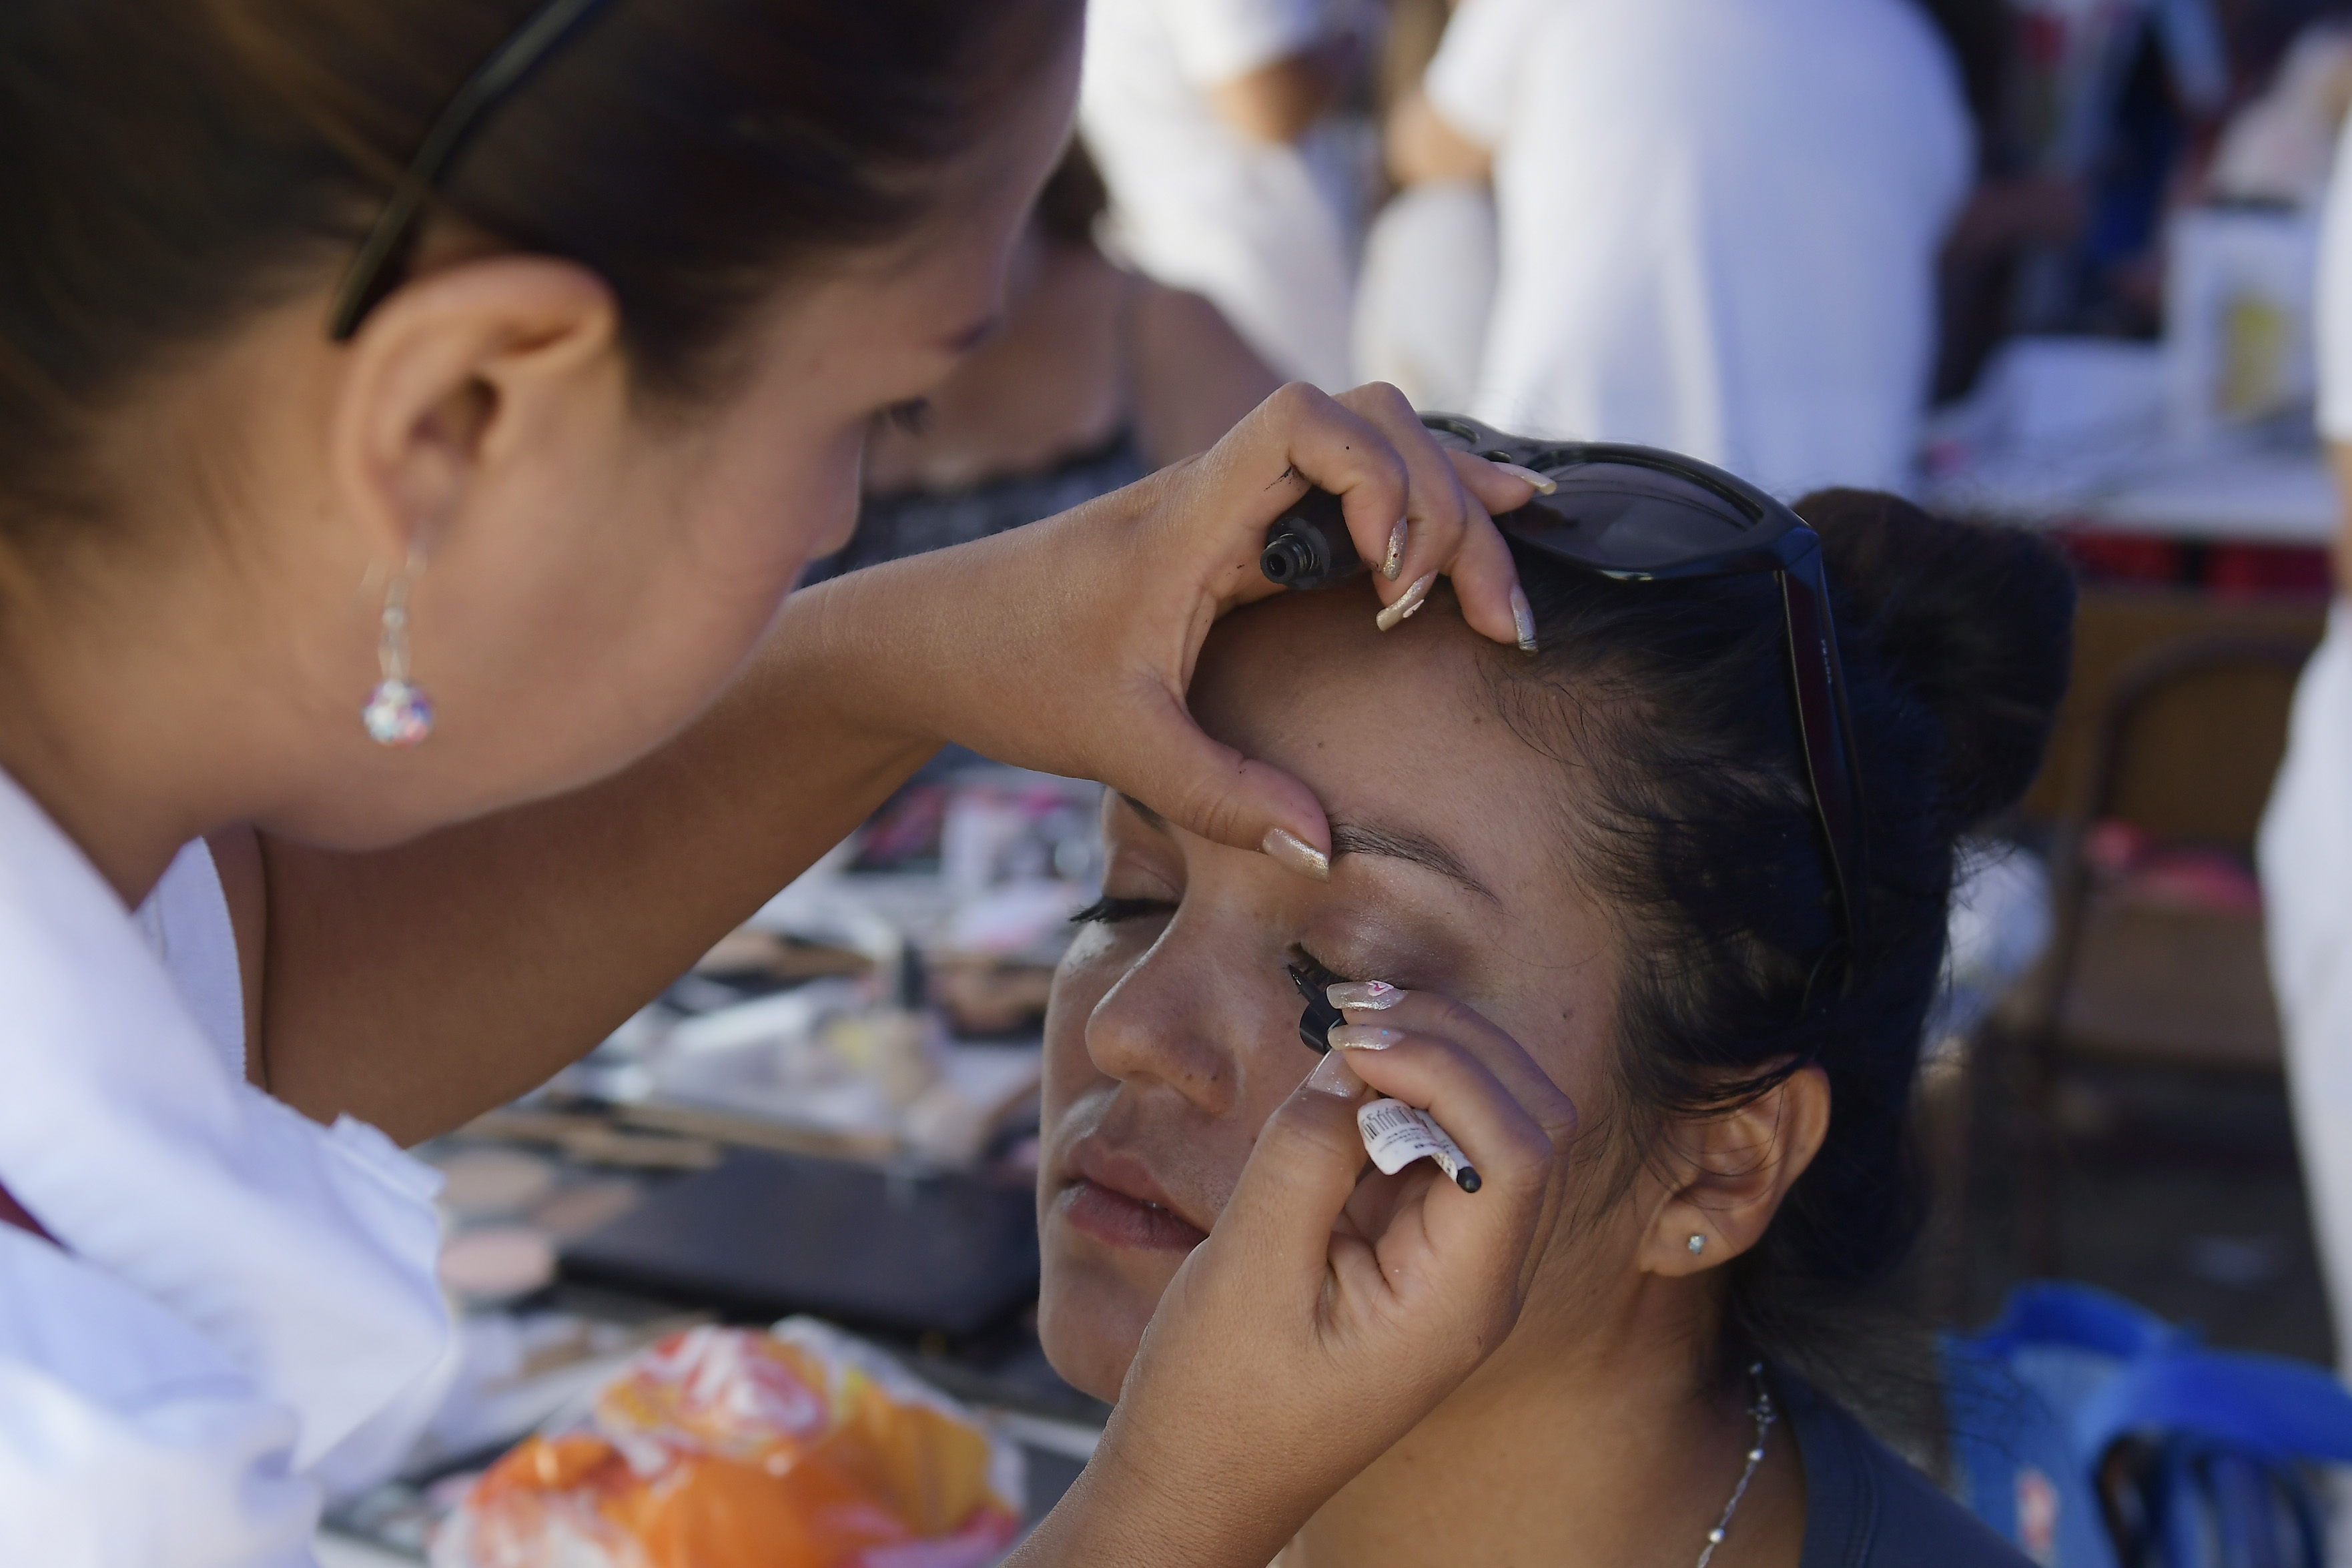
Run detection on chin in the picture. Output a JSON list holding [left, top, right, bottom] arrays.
[[1038, 1233, 1162, 1403]]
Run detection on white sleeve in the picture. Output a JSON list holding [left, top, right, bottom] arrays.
[[1157, 0, 1327, 87], [1423, 0, 1544, 150], [2316, 112, 2352, 440]]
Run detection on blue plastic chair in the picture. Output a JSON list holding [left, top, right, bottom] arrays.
[[1944, 1283, 2352, 1567]]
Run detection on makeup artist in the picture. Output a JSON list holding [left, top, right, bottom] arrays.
[[0, 1, 1577, 1563]]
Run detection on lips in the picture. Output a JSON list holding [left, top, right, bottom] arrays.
[[1055, 1141, 1210, 1254]]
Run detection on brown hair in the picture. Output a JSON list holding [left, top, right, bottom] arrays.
[[1034, 137, 1111, 252], [0, 0, 1078, 556]]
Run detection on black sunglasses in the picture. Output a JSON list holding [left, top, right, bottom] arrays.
[[1262, 413, 1869, 998]]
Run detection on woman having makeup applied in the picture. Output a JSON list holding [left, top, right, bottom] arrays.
[[0, 1, 1572, 1562], [1040, 488, 2076, 1567]]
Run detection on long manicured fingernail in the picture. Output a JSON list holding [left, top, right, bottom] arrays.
[[1330, 1024, 1405, 1050], [1305, 1052, 1366, 1098], [1381, 519, 1408, 580], [1493, 461, 1557, 495], [1375, 571, 1437, 632], [1511, 586, 1538, 654], [1327, 980, 1403, 1011], [1261, 826, 1331, 882]]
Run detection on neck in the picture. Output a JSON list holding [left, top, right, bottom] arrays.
[[0, 560, 317, 907], [1286, 1282, 1806, 1568]]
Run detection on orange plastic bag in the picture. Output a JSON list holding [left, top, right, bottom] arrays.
[[432, 1319, 1024, 1568]]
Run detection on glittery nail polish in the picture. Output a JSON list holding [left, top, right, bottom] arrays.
[[1381, 519, 1408, 580], [1304, 1052, 1365, 1098], [1330, 1024, 1405, 1051], [1326, 980, 1403, 1011], [1260, 826, 1331, 881], [1375, 571, 1437, 632], [1511, 586, 1538, 654], [1492, 462, 1558, 495]]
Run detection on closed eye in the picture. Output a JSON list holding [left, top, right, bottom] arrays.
[[1071, 895, 1176, 925]]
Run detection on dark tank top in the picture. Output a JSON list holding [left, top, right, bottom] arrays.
[[803, 425, 1148, 585], [1780, 1371, 2033, 1568]]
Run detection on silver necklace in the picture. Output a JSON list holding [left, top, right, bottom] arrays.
[[1693, 1362, 1778, 1568]]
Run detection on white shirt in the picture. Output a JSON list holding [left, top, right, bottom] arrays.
[[1427, 0, 1972, 497], [1081, 0, 1357, 390], [0, 777, 448, 1567], [2315, 107, 2352, 442], [2267, 109, 2352, 1373]]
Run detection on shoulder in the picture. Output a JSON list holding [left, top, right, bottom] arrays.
[[1128, 282, 1280, 467], [1784, 1376, 2033, 1568]]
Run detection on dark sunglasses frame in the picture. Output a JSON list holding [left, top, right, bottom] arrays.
[[1425, 415, 1870, 994]]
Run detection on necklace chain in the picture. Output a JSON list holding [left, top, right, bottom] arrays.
[[1693, 1362, 1777, 1568]]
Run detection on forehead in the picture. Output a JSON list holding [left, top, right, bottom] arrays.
[[1190, 584, 1576, 903]]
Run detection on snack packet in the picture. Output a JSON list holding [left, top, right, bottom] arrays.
[[432, 1318, 1024, 1568]]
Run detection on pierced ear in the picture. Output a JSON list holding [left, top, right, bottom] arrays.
[[1637, 1063, 1831, 1278], [326, 254, 619, 564]]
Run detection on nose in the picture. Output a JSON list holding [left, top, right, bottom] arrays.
[[1084, 925, 1284, 1119]]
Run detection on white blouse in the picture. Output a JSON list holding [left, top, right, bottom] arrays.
[[0, 772, 448, 1566]]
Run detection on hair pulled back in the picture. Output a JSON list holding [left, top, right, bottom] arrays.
[[1486, 489, 2074, 1390], [0, 0, 1076, 554]]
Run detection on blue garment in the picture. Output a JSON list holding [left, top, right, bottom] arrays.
[[1782, 1370, 2034, 1567]]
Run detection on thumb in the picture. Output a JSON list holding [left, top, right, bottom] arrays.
[[1105, 681, 1334, 881], [1203, 1077, 1372, 1290]]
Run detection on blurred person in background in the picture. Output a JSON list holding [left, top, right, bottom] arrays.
[[1352, 0, 1496, 412], [1380, 0, 1974, 498], [2261, 87, 2352, 1380], [1080, 0, 1366, 390], [806, 143, 1278, 584]]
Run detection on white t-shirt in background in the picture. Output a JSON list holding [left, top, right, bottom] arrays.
[[1082, 0, 1358, 390], [1426, 0, 1972, 498], [2265, 105, 2352, 1376]]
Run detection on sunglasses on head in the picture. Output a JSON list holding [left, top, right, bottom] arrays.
[[1261, 413, 1869, 1000]]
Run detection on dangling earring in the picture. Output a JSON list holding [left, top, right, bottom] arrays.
[[1687, 1233, 1707, 1256], [362, 558, 434, 747]]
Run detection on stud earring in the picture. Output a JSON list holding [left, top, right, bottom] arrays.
[[1687, 1233, 1707, 1256], [362, 559, 434, 747]]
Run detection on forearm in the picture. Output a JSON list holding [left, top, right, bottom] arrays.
[[257, 574, 935, 1142]]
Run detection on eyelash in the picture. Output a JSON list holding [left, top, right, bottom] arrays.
[[1068, 904, 1360, 988], [1288, 944, 1356, 987], [1070, 895, 1175, 925], [882, 397, 933, 434]]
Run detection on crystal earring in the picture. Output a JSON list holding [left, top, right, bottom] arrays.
[[362, 560, 434, 747], [1687, 1233, 1707, 1255]]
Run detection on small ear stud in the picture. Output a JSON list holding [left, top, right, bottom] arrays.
[[1687, 1233, 1706, 1255]]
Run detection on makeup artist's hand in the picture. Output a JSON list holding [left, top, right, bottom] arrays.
[[1010, 982, 1576, 1568], [807, 380, 1539, 877]]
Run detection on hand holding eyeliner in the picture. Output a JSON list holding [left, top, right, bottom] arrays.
[[1287, 962, 1481, 1194]]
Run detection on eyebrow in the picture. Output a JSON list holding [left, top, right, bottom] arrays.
[[1118, 794, 1497, 904], [1330, 821, 1501, 904]]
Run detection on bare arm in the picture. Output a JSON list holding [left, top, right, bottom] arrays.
[[1129, 284, 1282, 470], [1209, 38, 1356, 145], [248, 386, 1545, 1145], [1386, 86, 1491, 187], [256, 601, 933, 1142]]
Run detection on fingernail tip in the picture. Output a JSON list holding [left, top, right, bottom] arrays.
[[1262, 825, 1332, 881]]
